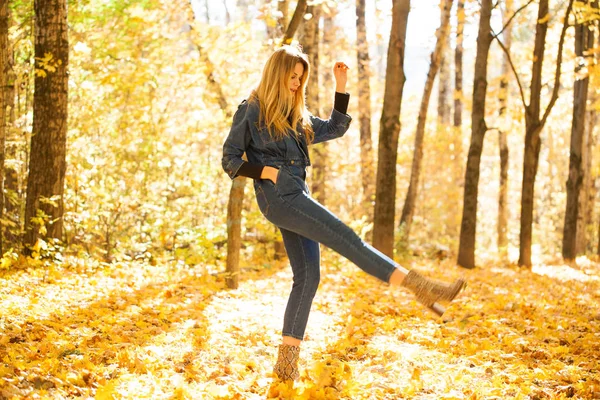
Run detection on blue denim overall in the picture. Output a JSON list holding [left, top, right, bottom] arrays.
[[222, 99, 398, 340]]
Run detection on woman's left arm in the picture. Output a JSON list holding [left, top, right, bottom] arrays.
[[311, 62, 352, 145]]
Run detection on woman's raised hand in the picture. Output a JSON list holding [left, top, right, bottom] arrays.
[[333, 62, 349, 93]]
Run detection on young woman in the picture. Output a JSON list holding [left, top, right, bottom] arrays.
[[222, 45, 465, 382]]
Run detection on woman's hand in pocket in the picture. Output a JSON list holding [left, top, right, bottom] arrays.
[[260, 166, 280, 184]]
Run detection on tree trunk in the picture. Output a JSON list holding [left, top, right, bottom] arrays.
[[437, 49, 451, 125], [372, 0, 410, 257], [277, 0, 288, 36], [519, 0, 574, 266], [282, 0, 307, 45], [456, 0, 493, 269], [452, 0, 465, 198], [453, 0, 464, 130], [226, 177, 245, 288], [399, 0, 453, 243], [356, 0, 375, 226], [24, 0, 69, 247], [0, 0, 10, 254], [563, 6, 592, 260], [575, 13, 596, 256], [223, 0, 231, 25], [582, 99, 597, 254], [497, 0, 513, 256], [299, 5, 325, 203], [183, 0, 247, 288]]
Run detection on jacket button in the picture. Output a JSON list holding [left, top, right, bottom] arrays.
[[291, 160, 295, 164]]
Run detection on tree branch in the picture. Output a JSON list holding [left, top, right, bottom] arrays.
[[493, 0, 536, 39], [281, 0, 307, 46], [541, 0, 575, 126], [493, 35, 528, 109]]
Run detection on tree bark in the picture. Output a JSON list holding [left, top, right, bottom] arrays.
[[437, 48, 451, 125], [226, 177, 245, 288], [277, 0, 288, 36], [184, 0, 247, 287], [519, 0, 574, 266], [282, 0, 307, 45], [497, 0, 513, 256], [563, 6, 592, 260], [0, 0, 10, 254], [457, 0, 493, 269], [356, 0, 375, 224], [372, 0, 410, 257], [453, 0, 464, 130], [399, 0, 453, 243], [299, 5, 325, 203], [24, 0, 69, 246]]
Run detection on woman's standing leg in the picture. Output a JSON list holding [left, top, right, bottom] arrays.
[[273, 227, 320, 381]]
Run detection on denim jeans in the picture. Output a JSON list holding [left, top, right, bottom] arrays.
[[254, 163, 398, 341]]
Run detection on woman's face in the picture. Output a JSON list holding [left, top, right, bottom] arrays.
[[289, 62, 304, 95]]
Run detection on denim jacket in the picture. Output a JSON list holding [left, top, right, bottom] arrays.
[[222, 99, 352, 180]]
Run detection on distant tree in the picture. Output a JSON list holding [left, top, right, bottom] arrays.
[[299, 5, 325, 203], [281, 0, 307, 45], [0, 0, 12, 254], [453, 0, 464, 131], [356, 0, 375, 228], [457, 0, 492, 269], [372, 0, 410, 257], [277, 0, 288, 36], [24, 0, 69, 247], [437, 47, 451, 125], [564, 0, 596, 260], [518, 0, 574, 266], [497, 0, 513, 257], [399, 0, 453, 244]]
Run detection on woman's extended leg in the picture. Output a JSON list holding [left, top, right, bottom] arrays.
[[261, 177, 465, 315]]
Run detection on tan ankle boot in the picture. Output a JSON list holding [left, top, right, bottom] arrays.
[[273, 344, 300, 381], [402, 270, 466, 316]]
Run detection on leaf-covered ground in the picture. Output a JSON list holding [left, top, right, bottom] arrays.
[[1, 252, 599, 399]]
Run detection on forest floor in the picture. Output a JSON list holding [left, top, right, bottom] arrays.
[[1, 251, 599, 400]]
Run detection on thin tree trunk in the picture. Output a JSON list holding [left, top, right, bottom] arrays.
[[562, 4, 591, 260], [583, 100, 597, 254], [575, 12, 596, 255], [372, 0, 410, 257], [277, 0, 288, 36], [226, 178, 245, 288], [184, 0, 246, 287], [519, 0, 574, 266], [24, 0, 69, 246], [437, 50, 451, 125], [497, 0, 513, 256], [356, 0, 375, 224], [453, 0, 464, 130], [457, 0, 493, 269], [299, 5, 324, 203], [282, 0, 307, 45], [452, 0, 465, 198], [223, 0, 231, 25], [399, 0, 453, 243], [0, 0, 10, 254], [204, 0, 210, 23]]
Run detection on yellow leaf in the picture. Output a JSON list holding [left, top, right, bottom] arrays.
[[95, 380, 117, 400]]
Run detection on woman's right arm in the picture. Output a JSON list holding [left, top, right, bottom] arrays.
[[222, 102, 253, 180], [221, 101, 279, 183]]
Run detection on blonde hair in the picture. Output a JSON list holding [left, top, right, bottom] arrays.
[[250, 45, 314, 144]]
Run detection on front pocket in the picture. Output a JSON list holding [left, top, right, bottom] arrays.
[[255, 185, 270, 216]]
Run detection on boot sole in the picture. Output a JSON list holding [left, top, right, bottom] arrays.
[[429, 279, 467, 317]]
